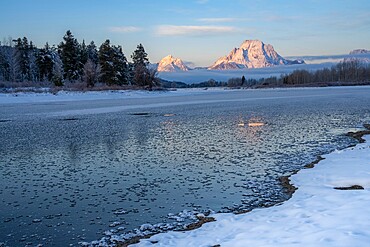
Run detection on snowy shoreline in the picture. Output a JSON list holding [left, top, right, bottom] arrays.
[[2, 86, 370, 105], [126, 132, 370, 246], [81, 128, 370, 247]]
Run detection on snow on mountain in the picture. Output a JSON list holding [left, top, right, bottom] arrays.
[[209, 40, 304, 70], [157, 55, 190, 72], [349, 49, 370, 55], [345, 49, 370, 63]]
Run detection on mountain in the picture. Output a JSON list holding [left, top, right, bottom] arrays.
[[346, 49, 370, 63], [349, 49, 370, 55], [208, 40, 304, 70], [157, 55, 190, 72]]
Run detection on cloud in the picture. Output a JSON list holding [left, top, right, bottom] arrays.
[[197, 18, 239, 23], [156, 25, 241, 36], [109, 26, 142, 33]]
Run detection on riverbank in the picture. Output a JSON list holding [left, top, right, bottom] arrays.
[[129, 130, 370, 247]]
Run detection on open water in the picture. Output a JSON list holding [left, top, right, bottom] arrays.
[[1, 87, 370, 246]]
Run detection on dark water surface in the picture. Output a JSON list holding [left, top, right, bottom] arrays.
[[1, 87, 370, 246]]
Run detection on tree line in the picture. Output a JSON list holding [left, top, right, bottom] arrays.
[[224, 60, 370, 88], [0, 30, 158, 89], [161, 60, 370, 89]]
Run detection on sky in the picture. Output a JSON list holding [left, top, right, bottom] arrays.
[[1, 0, 369, 67]]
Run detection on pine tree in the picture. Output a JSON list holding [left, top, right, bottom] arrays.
[[58, 30, 82, 81], [112, 45, 128, 84], [52, 50, 63, 87], [99, 40, 114, 85], [87, 41, 99, 64], [0, 46, 10, 81], [13, 37, 31, 81], [28, 41, 39, 82], [131, 43, 156, 88], [80, 40, 88, 66], [98, 40, 128, 85], [131, 43, 149, 67], [36, 43, 54, 81]]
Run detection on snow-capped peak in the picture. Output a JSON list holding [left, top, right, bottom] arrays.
[[209, 39, 304, 70], [349, 49, 370, 55], [157, 55, 190, 72]]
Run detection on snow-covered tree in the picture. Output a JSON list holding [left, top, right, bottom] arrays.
[[0, 46, 10, 81], [83, 59, 101, 87], [52, 51, 63, 86], [131, 43, 149, 67], [80, 40, 88, 66], [87, 41, 99, 64], [29, 42, 39, 82], [13, 37, 32, 81], [112, 45, 129, 84], [58, 30, 83, 81], [36, 43, 54, 81], [98, 39, 128, 85], [131, 43, 156, 88]]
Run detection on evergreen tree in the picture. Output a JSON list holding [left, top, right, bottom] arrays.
[[36, 43, 54, 81], [86, 41, 99, 64], [80, 40, 88, 66], [99, 40, 114, 84], [131, 43, 149, 67], [98, 40, 128, 85], [58, 30, 82, 81], [28, 41, 39, 82], [13, 37, 31, 81], [112, 45, 128, 84], [131, 43, 156, 88], [0, 47, 10, 81], [52, 50, 64, 87]]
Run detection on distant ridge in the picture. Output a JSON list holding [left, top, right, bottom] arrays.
[[346, 49, 370, 63], [349, 49, 370, 55]]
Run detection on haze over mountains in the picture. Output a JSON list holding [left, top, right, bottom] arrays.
[[156, 40, 305, 72]]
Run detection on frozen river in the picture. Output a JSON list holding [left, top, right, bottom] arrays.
[[1, 87, 370, 246]]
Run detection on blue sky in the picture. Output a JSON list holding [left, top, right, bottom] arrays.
[[1, 0, 369, 66]]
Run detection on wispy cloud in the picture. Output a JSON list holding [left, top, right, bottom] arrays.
[[156, 25, 241, 36], [109, 26, 142, 33], [196, 0, 209, 4], [197, 18, 239, 23]]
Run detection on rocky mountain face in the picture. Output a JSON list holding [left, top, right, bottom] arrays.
[[209, 40, 304, 70], [157, 55, 190, 72]]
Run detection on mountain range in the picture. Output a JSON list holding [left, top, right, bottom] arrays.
[[156, 39, 304, 72]]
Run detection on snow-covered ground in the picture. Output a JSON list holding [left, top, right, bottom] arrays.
[[0, 88, 225, 104], [132, 135, 370, 247]]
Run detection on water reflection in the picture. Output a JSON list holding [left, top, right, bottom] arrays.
[[236, 115, 266, 143]]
